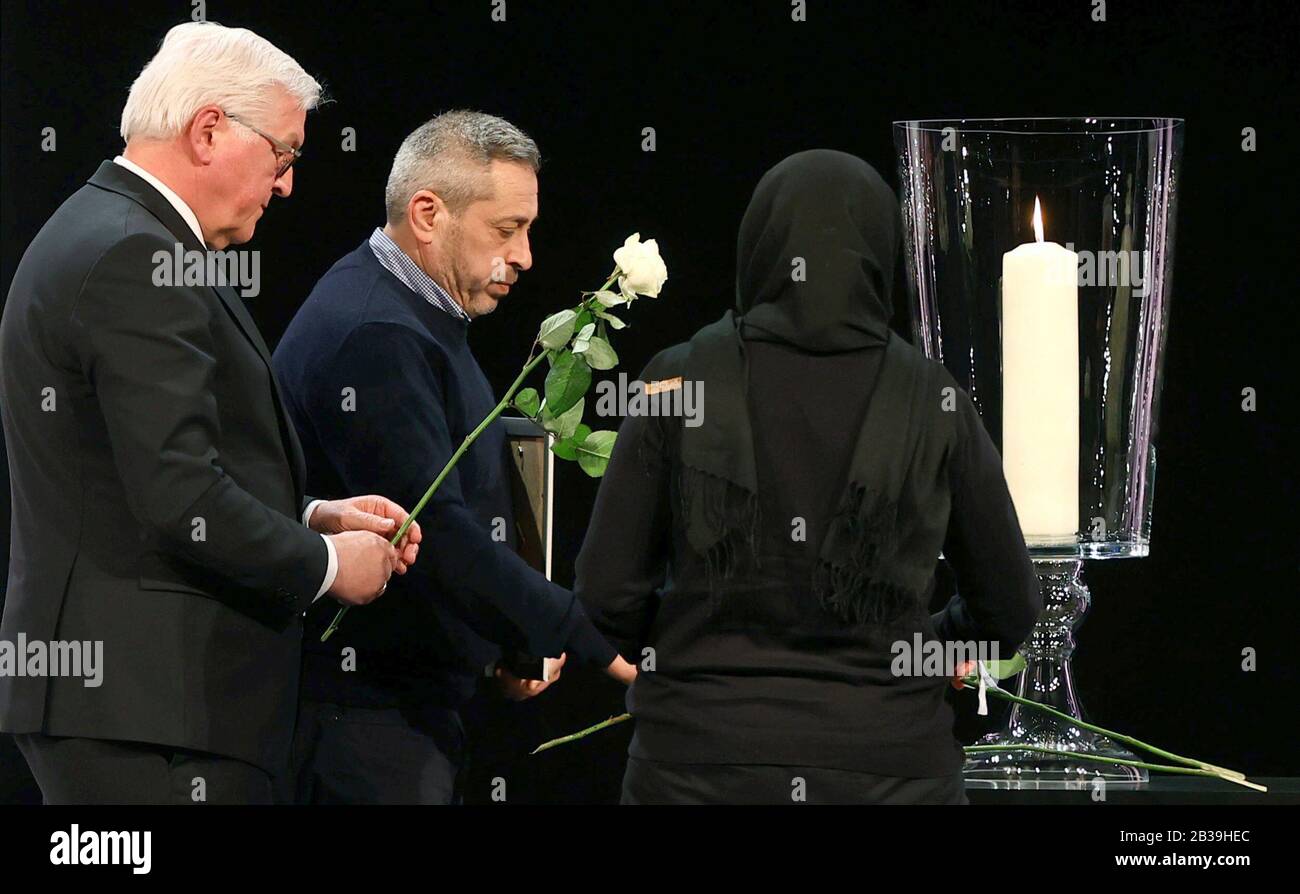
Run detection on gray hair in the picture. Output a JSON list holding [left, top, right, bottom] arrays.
[[120, 22, 322, 142], [384, 110, 540, 223]]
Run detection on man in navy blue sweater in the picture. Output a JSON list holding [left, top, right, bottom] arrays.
[[273, 111, 635, 804]]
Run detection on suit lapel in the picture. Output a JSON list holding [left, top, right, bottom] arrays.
[[88, 161, 308, 502]]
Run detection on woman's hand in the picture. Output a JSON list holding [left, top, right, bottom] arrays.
[[951, 659, 977, 689], [604, 655, 638, 686]]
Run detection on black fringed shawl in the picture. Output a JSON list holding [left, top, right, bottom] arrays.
[[675, 149, 954, 627]]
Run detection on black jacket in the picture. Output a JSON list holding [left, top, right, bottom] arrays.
[[576, 339, 1042, 776], [0, 161, 328, 773]]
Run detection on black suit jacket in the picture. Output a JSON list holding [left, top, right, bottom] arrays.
[[0, 160, 327, 773]]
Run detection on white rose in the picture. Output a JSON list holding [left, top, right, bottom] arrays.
[[612, 233, 668, 299]]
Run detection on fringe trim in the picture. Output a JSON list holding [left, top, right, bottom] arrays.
[[812, 483, 922, 627], [677, 464, 762, 593], [677, 469, 923, 630]]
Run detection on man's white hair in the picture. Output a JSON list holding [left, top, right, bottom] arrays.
[[120, 21, 322, 142]]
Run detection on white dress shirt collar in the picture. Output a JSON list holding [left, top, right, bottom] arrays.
[[113, 155, 205, 246], [367, 227, 472, 323]]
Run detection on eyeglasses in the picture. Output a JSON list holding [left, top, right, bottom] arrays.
[[225, 111, 302, 179]]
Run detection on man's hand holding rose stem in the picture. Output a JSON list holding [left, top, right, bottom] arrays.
[[307, 494, 422, 605]]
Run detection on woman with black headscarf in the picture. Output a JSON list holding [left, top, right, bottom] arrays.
[[574, 149, 1042, 804]]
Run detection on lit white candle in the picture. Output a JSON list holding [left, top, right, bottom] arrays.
[[1001, 197, 1079, 544]]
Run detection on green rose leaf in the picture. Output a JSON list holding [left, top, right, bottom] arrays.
[[538, 397, 585, 439], [576, 430, 617, 477], [582, 336, 619, 371], [593, 290, 625, 308], [538, 310, 578, 350], [542, 397, 585, 441], [551, 423, 592, 461], [572, 322, 597, 354], [575, 308, 595, 335], [594, 307, 627, 329], [544, 350, 591, 417], [513, 387, 541, 418]]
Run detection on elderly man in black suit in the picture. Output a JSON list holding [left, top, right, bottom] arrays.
[[0, 22, 420, 804]]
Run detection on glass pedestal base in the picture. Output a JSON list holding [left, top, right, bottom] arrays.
[[964, 731, 1149, 788], [962, 559, 1148, 789]]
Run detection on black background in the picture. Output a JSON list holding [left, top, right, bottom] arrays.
[[2, 0, 1296, 804]]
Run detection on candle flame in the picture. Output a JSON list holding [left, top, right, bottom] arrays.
[[1032, 196, 1044, 243]]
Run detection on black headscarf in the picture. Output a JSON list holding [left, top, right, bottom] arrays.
[[678, 149, 948, 627], [735, 148, 902, 350]]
